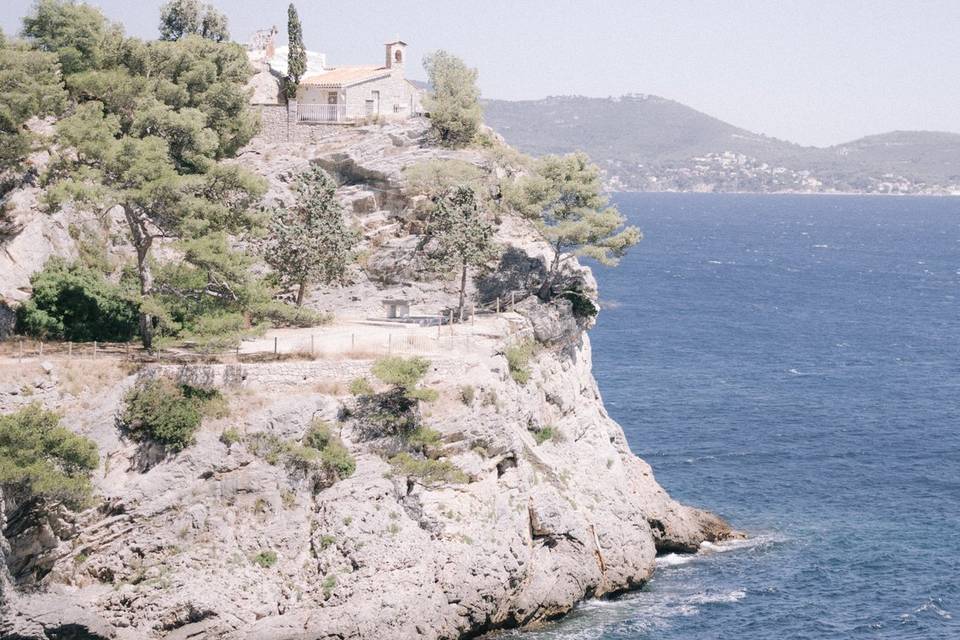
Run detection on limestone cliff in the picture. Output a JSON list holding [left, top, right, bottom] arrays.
[[0, 119, 733, 639]]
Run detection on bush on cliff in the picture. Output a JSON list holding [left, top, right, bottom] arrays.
[[120, 378, 224, 451], [505, 340, 535, 385], [245, 419, 355, 491], [15, 258, 139, 342], [0, 404, 99, 508]]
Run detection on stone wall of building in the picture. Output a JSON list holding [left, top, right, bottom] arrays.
[[342, 72, 420, 121], [252, 105, 349, 145]]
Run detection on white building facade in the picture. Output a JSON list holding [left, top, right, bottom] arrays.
[[294, 41, 423, 123]]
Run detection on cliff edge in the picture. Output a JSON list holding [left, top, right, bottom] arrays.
[[0, 119, 733, 639]]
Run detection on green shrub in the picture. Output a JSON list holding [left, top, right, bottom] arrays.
[[321, 573, 336, 599], [320, 440, 356, 477], [246, 432, 288, 465], [284, 443, 321, 472], [505, 340, 535, 385], [120, 379, 224, 451], [407, 387, 439, 402], [352, 388, 420, 440], [250, 300, 330, 328], [0, 404, 99, 508], [559, 284, 599, 319], [459, 385, 475, 406], [402, 159, 488, 199], [349, 377, 374, 396], [303, 419, 333, 450], [251, 550, 277, 568], [533, 426, 557, 445], [15, 258, 138, 341], [247, 424, 356, 488], [219, 427, 241, 446], [405, 426, 442, 456], [303, 419, 356, 478], [371, 356, 430, 389], [389, 452, 468, 485], [371, 356, 437, 402]]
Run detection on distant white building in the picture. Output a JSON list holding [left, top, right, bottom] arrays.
[[246, 28, 423, 124]]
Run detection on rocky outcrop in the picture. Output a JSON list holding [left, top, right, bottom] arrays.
[[1, 331, 733, 640], [1, 118, 735, 639]]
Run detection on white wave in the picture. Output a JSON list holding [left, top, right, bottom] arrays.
[[813, 244, 829, 248], [656, 553, 697, 567], [687, 589, 747, 605], [914, 599, 953, 620], [700, 533, 783, 554]]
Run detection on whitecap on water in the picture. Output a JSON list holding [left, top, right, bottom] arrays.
[[656, 553, 697, 567]]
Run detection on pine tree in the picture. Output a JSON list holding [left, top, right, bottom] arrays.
[[264, 166, 359, 306], [422, 51, 482, 147], [159, 0, 229, 42], [505, 152, 641, 299], [427, 186, 498, 320], [286, 4, 306, 100], [28, 0, 263, 348]]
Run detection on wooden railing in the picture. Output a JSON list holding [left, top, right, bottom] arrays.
[[297, 103, 348, 123]]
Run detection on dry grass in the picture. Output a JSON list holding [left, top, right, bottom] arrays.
[[313, 380, 347, 396], [57, 360, 135, 397]]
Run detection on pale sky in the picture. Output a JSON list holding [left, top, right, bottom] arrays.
[[3, 0, 959, 147]]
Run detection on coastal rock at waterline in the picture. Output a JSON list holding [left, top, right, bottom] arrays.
[[0, 118, 733, 639], [1, 331, 732, 640]]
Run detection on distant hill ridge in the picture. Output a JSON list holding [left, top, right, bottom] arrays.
[[482, 95, 960, 195]]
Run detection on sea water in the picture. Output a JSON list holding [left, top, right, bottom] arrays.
[[506, 193, 960, 639]]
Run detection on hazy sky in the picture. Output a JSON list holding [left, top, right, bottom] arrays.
[[3, 0, 959, 147]]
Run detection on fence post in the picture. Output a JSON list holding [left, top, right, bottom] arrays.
[[388, 334, 392, 355], [448, 309, 454, 333], [471, 304, 476, 326], [38, 340, 43, 356], [93, 341, 97, 359], [511, 291, 516, 310], [274, 336, 278, 355], [68, 342, 72, 358], [496, 297, 500, 314]]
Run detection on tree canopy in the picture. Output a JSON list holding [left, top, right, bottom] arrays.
[[263, 166, 359, 306], [0, 404, 99, 509], [159, 0, 229, 43], [504, 152, 641, 298], [0, 36, 68, 192], [422, 50, 482, 147], [427, 186, 498, 320], [23, 0, 263, 348]]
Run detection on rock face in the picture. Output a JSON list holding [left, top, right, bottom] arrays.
[[0, 118, 734, 639]]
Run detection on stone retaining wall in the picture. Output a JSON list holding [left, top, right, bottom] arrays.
[[143, 357, 482, 390], [254, 106, 353, 146]]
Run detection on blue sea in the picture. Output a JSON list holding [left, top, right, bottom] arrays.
[[515, 193, 960, 639]]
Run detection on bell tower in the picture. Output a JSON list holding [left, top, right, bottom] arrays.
[[385, 40, 407, 69]]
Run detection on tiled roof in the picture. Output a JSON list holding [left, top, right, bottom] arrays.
[[301, 66, 391, 87]]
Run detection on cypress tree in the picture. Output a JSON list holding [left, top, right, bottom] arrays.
[[286, 4, 306, 99]]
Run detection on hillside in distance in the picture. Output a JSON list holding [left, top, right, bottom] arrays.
[[482, 95, 960, 195]]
